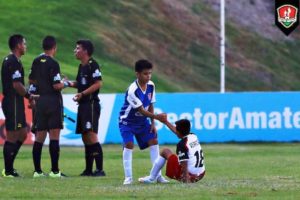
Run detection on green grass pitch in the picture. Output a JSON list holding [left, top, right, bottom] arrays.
[[0, 144, 299, 199]]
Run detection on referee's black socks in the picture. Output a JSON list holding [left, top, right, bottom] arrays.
[[49, 140, 60, 173], [90, 142, 103, 171], [13, 140, 23, 161], [32, 141, 43, 172], [85, 144, 93, 173], [3, 141, 16, 172]]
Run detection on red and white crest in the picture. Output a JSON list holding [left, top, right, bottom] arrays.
[[277, 5, 298, 28]]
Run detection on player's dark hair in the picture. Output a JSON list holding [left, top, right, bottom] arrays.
[[8, 34, 24, 50], [175, 119, 191, 136], [76, 39, 94, 56], [43, 36, 56, 50], [135, 59, 153, 72]]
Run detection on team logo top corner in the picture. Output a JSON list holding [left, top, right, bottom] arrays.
[[277, 4, 298, 28]]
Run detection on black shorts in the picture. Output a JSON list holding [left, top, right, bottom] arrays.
[[76, 101, 100, 134], [35, 95, 63, 131], [2, 96, 26, 131]]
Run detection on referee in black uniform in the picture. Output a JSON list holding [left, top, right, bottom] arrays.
[[68, 39, 105, 176], [29, 36, 68, 178], [1, 34, 32, 177]]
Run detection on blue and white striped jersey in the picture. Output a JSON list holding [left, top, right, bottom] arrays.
[[119, 80, 156, 126]]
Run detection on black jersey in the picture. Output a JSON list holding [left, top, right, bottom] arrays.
[[76, 58, 102, 103], [1, 54, 26, 131], [1, 54, 25, 97], [29, 54, 62, 96]]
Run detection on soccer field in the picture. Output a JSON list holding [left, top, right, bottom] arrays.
[[0, 144, 299, 199]]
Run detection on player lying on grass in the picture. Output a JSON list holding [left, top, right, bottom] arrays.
[[139, 119, 205, 183]]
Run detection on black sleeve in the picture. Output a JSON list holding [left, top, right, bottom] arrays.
[[29, 59, 37, 81], [90, 62, 102, 82], [10, 59, 23, 83], [176, 139, 189, 162], [50, 61, 61, 84]]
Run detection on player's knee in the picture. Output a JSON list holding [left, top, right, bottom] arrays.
[[35, 132, 47, 143], [89, 132, 99, 143], [82, 132, 98, 144], [160, 148, 173, 158], [21, 134, 27, 142], [5, 132, 16, 142], [20, 130, 28, 142], [49, 129, 60, 139], [124, 142, 134, 149], [148, 138, 158, 146]]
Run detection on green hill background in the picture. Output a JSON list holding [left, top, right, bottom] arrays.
[[1, 0, 300, 93]]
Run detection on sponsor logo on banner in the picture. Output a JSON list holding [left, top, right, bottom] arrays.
[[154, 107, 300, 130], [275, 0, 299, 36]]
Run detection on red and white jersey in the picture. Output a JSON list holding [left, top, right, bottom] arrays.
[[176, 133, 205, 175]]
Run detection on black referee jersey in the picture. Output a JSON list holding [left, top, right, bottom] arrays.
[[76, 58, 102, 103], [1, 54, 27, 130], [1, 54, 25, 97], [29, 54, 62, 96]]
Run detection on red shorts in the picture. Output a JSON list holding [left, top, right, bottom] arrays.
[[166, 154, 205, 183]]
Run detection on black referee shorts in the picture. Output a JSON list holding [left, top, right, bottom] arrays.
[[2, 96, 26, 131], [76, 101, 100, 134], [35, 95, 63, 131]]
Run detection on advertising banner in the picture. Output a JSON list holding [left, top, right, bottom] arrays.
[[106, 92, 300, 144], [1, 92, 300, 145]]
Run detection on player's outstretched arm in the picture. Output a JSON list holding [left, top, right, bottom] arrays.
[[137, 106, 166, 122], [164, 120, 182, 138]]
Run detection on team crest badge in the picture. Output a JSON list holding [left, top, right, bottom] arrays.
[[275, 0, 299, 36]]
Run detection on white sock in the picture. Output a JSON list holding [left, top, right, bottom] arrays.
[[149, 144, 162, 177], [150, 156, 166, 180], [123, 148, 133, 178], [150, 144, 159, 164]]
